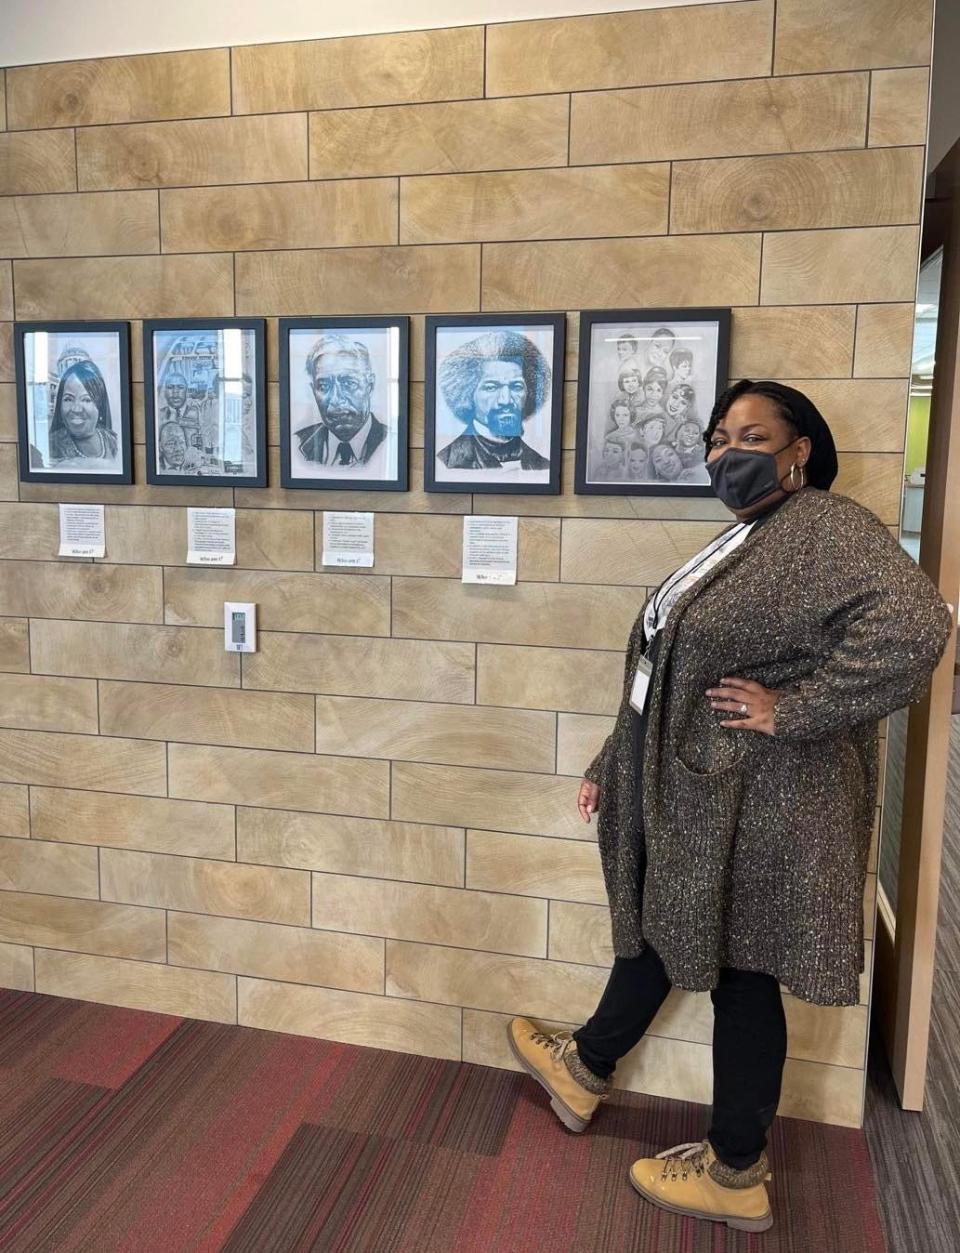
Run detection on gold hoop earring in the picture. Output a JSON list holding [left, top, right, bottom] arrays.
[[789, 463, 799, 491]]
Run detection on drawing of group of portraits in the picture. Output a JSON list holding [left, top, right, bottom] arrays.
[[573, 308, 731, 497], [15, 309, 730, 498]]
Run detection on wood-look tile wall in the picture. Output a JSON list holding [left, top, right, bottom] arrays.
[[0, 0, 932, 1129]]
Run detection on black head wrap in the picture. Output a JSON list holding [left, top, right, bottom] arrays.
[[703, 379, 839, 490]]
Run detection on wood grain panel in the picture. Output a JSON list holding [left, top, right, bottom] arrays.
[[245, 632, 475, 704], [0, 836, 99, 899], [0, 783, 29, 838], [777, 379, 909, 452], [560, 519, 727, 587], [101, 846, 310, 926], [7, 49, 230, 129], [730, 305, 856, 378], [237, 807, 464, 887], [477, 643, 622, 716], [0, 271, 10, 326], [31, 787, 234, 858], [774, 0, 932, 74], [0, 190, 158, 258], [312, 873, 547, 958], [400, 164, 669, 244], [235, 244, 479, 316], [0, 445, 18, 501], [571, 72, 868, 165], [78, 113, 307, 191], [100, 681, 315, 752], [168, 742, 389, 817], [391, 577, 641, 651], [102, 504, 314, 571], [486, 1, 773, 96], [30, 619, 238, 687], [15, 254, 234, 319], [391, 763, 586, 840], [0, 892, 165, 960], [316, 514, 558, 582], [0, 944, 33, 993], [0, 673, 98, 734], [0, 561, 162, 623], [0, 502, 59, 558], [556, 713, 615, 778], [0, 129, 77, 195], [0, 619, 29, 674], [36, 949, 236, 1023], [0, 728, 165, 795], [833, 453, 904, 525], [387, 938, 605, 1023], [467, 830, 605, 905], [482, 234, 761, 311], [160, 178, 396, 252], [671, 148, 923, 234], [314, 695, 555, 773], [0, 324, 12, 381], [164, 567, 390, 636], [168, 912, 383, 994], [232, 26, 483, 113], [238, 975, 461, 1060], [548, 900, 614, 965], [869, 67, 930, 147], [854, 303, 916, 377], [310, 95, 568, 179], [761, 225, 920, 305]]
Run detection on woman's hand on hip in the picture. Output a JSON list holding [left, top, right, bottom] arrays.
[[578, 779, 601, 823], [706, 676, 782, 735]]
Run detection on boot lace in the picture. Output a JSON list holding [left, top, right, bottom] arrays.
[[655, 1140, 708, 1181], [529, 1027, 575, 1062]]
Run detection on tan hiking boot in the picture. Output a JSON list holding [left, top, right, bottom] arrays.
[[629, 1139, 773, 1233], [506, 1017, 610, 1132]]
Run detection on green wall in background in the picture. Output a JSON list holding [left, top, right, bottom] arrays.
[[905, 393, 931, 477]]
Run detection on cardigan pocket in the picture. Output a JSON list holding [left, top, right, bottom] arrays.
[[666, 755, 745, 862]]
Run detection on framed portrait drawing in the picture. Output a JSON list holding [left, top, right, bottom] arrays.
[[573, 308, 731, 496], [279, 316, 409, 492], [15, 321, 133, 485], [143, 318, 266, 487], [424, 313, 565, 495]]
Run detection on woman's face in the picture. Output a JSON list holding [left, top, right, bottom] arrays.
[[621, 372, 641, 395], [612, 404, 631, 429], [706, 394, 812, 513], [60, 376, 100, 438]]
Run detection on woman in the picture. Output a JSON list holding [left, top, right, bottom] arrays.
[[48, 359, 118, 465], [509, 380, 951, 1234]]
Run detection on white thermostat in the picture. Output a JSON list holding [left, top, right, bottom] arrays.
[[224, 602, 257, 653]]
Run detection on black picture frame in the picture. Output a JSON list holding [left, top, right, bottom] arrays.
[[424, 312, 565, 496], [279, 316, 409, 492], [15, 320, 133, 485], [573, 307, 731, 497], [143, 318, 267, 488]]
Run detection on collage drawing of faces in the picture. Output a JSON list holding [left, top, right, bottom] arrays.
[[585, 320, 718, 487], [287, 326, 402, 482], [23, 331, 124, 475], [432, 324, 554, 485], [153, 328, 258, 477]]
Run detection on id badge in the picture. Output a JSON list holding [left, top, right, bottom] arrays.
[[629, 656, 654, 714]]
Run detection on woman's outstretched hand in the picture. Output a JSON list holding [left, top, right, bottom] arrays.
[[578, 779, 601, 823], [706, 676, 782, 735]]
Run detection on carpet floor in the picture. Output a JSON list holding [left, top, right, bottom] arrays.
[[0, 988, 886, 1253]]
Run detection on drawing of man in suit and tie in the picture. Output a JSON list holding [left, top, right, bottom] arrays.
[[296, 334, 387, 470]]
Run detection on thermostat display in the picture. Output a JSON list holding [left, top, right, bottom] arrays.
[[224, 602, 257, 653]]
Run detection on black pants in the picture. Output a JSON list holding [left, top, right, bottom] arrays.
[[572, 946, 787, 1171]]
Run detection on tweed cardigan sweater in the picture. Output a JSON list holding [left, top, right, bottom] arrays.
[[585, 487, 952, 1006]]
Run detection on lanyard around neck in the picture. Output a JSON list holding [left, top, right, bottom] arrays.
[[647, 523, 750, 636]]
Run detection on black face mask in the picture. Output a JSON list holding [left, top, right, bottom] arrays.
[[706, 439, 798, 511]]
